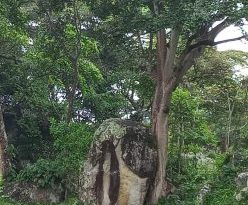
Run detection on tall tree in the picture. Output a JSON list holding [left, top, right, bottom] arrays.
[[189, 49, 248, 152], [28, 0, 101, 123], [86, 0, 248, 203], [149, 2, 247, 202]]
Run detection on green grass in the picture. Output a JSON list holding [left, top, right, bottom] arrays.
[[0, 198, 23, 205]]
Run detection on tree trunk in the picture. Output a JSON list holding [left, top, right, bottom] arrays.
[[148, 29, 174, 204], [66, 58, 79, 123], [66, 88, 76, 123], [0, 106, 10, 179], [226, 92, 234, 150], [149, 81, 172, 204], [220, 135, 228, 153], [177, 124, 184, 174]]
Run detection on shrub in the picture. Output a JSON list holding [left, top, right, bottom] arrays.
[[13, 120, 94, 190], [15, 159, 62, 188]]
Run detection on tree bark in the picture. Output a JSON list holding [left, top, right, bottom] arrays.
[[226, 92, 234, 150], [148, 29, 175, 204], [0, 106, 10, 179], [150, 92, 171, 204]]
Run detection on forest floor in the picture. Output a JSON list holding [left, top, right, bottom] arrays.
[[0, 197, 80, 205], [0, 174, 246, 205]]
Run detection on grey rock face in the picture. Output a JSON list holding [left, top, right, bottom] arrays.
[[4, 182, 65, 204], [196, 184, 211, 205], [235, 172, 248, 201], [79, 118, 157, 205], [236, 172, 248, 189]]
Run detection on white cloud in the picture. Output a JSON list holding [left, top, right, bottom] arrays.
[[215, 24, 248, 76]]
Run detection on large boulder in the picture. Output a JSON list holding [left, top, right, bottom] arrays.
[[3, 182, 65, 204], [196, 184, 211, 205], [235, 172, 248, 201], [79, 118, 157, 205]]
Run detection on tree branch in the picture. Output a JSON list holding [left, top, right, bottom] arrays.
[[165, 26, 181, 78], [186, 26, 209, 48], [189, 35, 247, 50], [208, 18, 230, 40], [168, 18, 243, 92]]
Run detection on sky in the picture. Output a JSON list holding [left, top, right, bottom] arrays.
[[215, 24, 248, 76]]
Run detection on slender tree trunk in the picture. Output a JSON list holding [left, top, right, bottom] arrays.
[[226, 92, 234, 149], [220, 93, 235, 153], [177, 124, 184, 174], [0, 106, 10, 179], [66, 87, 76, 123], [66, 1, 81, 123], [220, 135, 228, 153], [66, 58, 79, 123]]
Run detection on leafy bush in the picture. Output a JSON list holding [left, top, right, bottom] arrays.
[[170, 88, 217, 148], [15, 159, 62, 188], [204, 164, 247, 205], [50, 119, 94, 172], [13, 120, 94, 189], [165, 148, 229, 205]]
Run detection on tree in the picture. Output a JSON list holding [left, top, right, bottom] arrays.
[[0, 105, 10, 179], [28, 0, 101, 123], [150, 3, 248, 203], [86, 0, 248, 203], [189, 49, 248, 153], [0, 0, 31, 172], [169, 88, 215, 173]]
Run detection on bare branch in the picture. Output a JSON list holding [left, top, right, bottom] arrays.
[[149, 33, 153, 52], [176, 47, 203, 83], [189, 35, 246, 50], [213, 35, 247, 45], [148, 33, 153, 61], [121, 90, 137, 110]]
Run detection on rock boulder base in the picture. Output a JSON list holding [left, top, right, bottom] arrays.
[[4, 182, 65, 204]]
